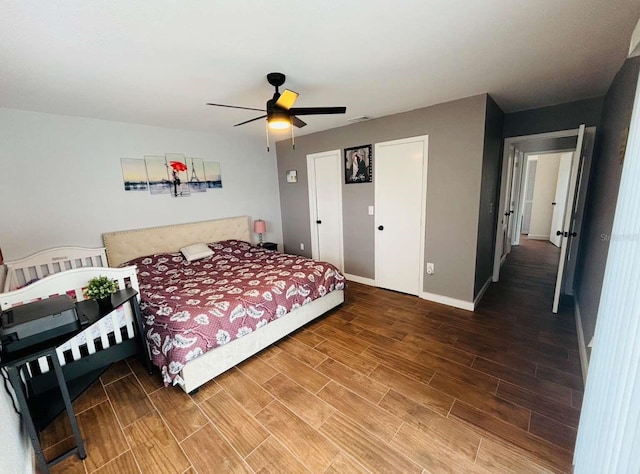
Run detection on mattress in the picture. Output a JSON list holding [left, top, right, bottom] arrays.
[[125, 240, 345, 385]]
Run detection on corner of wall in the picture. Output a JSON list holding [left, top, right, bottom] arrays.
[[474, 95, 505, 297], [574, 297, 590, 385], [0, 386, 33, 474]]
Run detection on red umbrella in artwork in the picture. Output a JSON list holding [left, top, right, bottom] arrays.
[[168, 161, 187, 196], [169, 161, 187, 172]]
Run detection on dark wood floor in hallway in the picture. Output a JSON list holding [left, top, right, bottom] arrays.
[[45, 237, 582, 473]]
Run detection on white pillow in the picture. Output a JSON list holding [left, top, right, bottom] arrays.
[[180, 243, 214, 262]]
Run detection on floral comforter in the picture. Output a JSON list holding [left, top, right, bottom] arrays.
[[126, 240, 345, 386]]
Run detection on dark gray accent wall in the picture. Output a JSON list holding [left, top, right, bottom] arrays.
[[503, 97, 604, 138], [276, 94, 488, 302], [475, 96, 504, 296], [575, 57, 640, 349]]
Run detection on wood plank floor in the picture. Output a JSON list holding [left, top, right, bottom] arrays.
[[45, 237, 582, 473]]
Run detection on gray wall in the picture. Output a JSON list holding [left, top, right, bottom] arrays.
[[475, 96, 504, 296], [575, 57, 640, 349], [276, 94, 488, 302], [503, 97, 604, 138]]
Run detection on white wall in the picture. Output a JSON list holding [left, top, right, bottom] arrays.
[[528, 153, 561, 239], [0, 108, 283, 260], [0, 384, 33, 474]]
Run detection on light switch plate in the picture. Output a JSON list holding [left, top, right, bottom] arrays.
[[368, 206, 374, 215]]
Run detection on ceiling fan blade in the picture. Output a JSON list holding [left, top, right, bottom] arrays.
[[288, 106, 346, 116], [275, 90, 299, 110], [207, 103, 266, 112], [233, 115, 267, 127], [291, 116, 307, 128]]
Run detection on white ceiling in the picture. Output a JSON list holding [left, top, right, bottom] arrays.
[[1, 1, 639, 138]]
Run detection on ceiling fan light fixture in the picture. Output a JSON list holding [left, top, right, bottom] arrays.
[[268, 114, 291, 130]]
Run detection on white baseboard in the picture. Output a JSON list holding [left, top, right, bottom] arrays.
[[344, 273, 376, 286], [474, 277, 492, 309], [345, 273, 474, 312], [574, 299, 589, 386], [421, 291, 474, 311], [526, 234, 550, 240]]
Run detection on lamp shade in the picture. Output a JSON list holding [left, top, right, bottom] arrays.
[[253, 220, 267, 234]]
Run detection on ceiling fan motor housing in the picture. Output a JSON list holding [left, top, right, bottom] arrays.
[[266, 72, 286, 89]]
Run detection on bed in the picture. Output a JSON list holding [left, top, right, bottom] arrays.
[[102, 215, 345, 393]]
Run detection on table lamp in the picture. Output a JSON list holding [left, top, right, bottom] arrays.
[[253, 220, 267, 246]]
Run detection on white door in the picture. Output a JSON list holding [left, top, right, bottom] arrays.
[[507, 149, 525, 248], [307, 150, 344, 270], [374, 136, 428, 295], [520, 157, 537, 237], [563, 127, 596, 295], [511, 149, 528, 246], [552, 125, 585, 313], [549, 153, 572, 247], [499, 147, 516, 260]]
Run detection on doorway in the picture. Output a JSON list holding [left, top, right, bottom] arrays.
[[493, 126, 596, 312], [518, 152, 573, 246]]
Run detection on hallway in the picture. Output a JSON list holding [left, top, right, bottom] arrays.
[[474, 235, 583, 468]]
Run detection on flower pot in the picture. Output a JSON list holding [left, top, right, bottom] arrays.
[[96, 296, 112, 313]]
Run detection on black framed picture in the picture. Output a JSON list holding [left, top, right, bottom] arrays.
[[344, 144, 372, 184]]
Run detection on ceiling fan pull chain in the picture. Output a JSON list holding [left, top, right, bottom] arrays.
[[266, 121, 270, 152], [291, 125, 295, 150]]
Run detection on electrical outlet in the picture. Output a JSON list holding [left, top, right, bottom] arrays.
[[426, 263, 435, 275], [300, 243, 304, 250], [368, 205, 374, 215]]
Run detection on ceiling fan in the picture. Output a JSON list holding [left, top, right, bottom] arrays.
[[207, 73, 346, 147]]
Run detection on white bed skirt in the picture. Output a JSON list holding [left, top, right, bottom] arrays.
[[179, 289, 344, 393]]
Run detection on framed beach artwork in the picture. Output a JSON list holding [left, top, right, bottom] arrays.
[[165, 153, 191, 197], [121, 158, 148, 191], [144, 155, 171, 195], [204, 161, 223, 188], [125, 154, 221, 197], [186, 157, 207, 193], [344, 145, 372, 184]]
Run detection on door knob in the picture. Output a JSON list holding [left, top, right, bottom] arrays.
[[556, 230, 569, 237], [556, 230, 563, 236], [378, 225, 384, 231], [570, 232, 577, 237], [552, 202, 557, 206], [316, 220, 322, 224]]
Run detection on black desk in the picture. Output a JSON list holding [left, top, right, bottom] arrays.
[[0, 288, 151, 473]]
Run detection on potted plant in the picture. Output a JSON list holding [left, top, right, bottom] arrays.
[[84, 276, 118, 312]]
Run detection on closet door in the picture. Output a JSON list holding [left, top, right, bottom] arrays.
[[374, 136, 428, 295], [307, 150, 344, 270]]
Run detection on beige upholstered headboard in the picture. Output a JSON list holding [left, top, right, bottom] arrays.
[[103, 216, 252, 267]]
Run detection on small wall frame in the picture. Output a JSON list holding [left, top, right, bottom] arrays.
[[286, 170, 298, 183], [344, 144, 372, 184]]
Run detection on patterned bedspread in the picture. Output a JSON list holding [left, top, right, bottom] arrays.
[[125, 240, 345, 386]]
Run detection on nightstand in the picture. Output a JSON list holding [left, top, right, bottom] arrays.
[[260, 242, 278, 251]]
